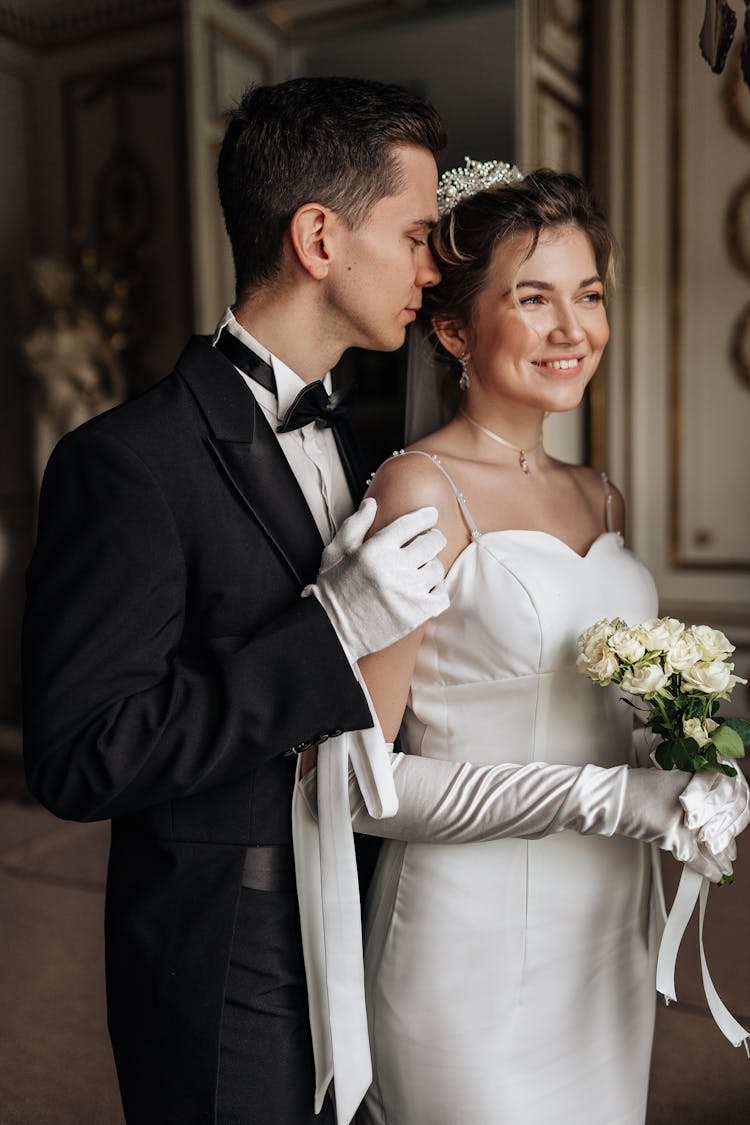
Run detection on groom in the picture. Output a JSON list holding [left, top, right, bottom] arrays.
[[22, 77, 447, 1124]]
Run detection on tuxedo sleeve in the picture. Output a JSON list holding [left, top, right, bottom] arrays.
[[22, 426, 372, 822]]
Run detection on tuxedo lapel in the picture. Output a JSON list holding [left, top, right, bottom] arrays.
[[176, 336, 325, 588], [209, 426, 326, 588]]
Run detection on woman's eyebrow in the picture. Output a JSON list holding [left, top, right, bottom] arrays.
[[506, 274, 603, 294]]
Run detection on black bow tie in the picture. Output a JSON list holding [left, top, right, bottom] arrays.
[[278, 382, 363, 505], [213, 325, 365, 504], [278, 381, 357, 433]]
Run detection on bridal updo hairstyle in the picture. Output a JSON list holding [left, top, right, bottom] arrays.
[[421, 169, 617, 371]]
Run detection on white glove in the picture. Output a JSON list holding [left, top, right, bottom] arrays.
[[614, 767, 739, 880], [635, 724, 750, 858], [301, 754, 733, 883], [679, 765, 750, 855], [303, 498, 449, 662]]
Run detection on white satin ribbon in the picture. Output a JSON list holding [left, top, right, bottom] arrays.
[[656, 864, 750, 1054], [292, 671, 397, 1125]]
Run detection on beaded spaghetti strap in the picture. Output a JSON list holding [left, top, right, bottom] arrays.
[[600, 471, 617, 534], [390, 450, 481, 540]]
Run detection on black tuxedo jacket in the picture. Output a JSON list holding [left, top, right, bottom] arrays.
[[22, 335, 373, 1120]]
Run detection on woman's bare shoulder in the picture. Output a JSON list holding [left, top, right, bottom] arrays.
[[366, 449, 458, 529], [365, 447, 472, 565]]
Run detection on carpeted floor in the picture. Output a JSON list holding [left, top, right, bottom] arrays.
[[1, 749, 748, 1123]]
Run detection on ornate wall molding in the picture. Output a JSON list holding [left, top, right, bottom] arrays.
[[0, 1, 503, 46], [236, 0, 497, 41], [669, 1, 750, 572], [724, 55, 750, 389], [535, 0, 584, 75], [62, 50, 191, 392], [0, 0, 178, 46]]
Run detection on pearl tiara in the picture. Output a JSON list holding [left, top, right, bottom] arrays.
[[436, 156, 524, 217]]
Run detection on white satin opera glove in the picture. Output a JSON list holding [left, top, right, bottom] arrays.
[[633, 722, 750, 860], [680, 765, 750, 855], [300, 752, 739, 883]]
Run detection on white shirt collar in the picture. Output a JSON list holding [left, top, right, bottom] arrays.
[[213, 307, 332, 421]]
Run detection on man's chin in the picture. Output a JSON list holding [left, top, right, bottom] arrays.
[[378, 329, 408, 353], [355, 325, 408, 354]]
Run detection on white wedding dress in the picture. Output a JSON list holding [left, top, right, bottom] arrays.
[[358, 455, 660, 1125]]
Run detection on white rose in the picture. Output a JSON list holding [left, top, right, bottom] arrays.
[[681, 659, 733, 695], [665, 633, 702, 674], [576, 644, 620, 685], [682, 716, 718, 747], [620, 662, 670, 696], [608, 627, 646, 663], [577, 619, 619, 655], [640, 616, 684, 652], [689, 625, 734, 662]]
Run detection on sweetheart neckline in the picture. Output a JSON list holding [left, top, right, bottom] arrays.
[[445, 529, 624, 579], [478, 528, 623, 559]]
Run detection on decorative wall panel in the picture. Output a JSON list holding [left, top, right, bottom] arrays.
[[62, 52, 190, 390], [671, 18, 750, 570]]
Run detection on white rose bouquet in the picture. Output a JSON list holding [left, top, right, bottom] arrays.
[[576, 616, 750, 776]]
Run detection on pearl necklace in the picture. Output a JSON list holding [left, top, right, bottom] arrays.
[[459, 409, 543, 475]]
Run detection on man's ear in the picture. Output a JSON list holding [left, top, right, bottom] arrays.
[[289, 203, 333, 280], [433, 318, 470, 361]]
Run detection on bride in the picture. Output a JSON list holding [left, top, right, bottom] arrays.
[[298, 162, 749, 1125]]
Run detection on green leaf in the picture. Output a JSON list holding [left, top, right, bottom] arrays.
[[720, 763, 738, 777], [710, 724, 746, 760], [654, 743, 675, 770], [722, 717, 750, 746], [655, 737, 703, 772]]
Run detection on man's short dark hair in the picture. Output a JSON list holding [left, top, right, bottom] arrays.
[[217, 76, 446, 299]]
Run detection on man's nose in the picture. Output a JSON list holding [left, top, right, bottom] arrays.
[[417, 245, 441, 288]]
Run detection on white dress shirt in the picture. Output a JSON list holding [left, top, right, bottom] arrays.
[[213, 307, 352, 546]]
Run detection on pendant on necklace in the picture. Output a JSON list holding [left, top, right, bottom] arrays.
[[519, 451, 530, 474]]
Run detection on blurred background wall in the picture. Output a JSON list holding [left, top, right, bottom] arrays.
[[1, 0, 749, 731]]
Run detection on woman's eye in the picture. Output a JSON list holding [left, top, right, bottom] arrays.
[[519, 294, 543, 306], [581, 292, 604, 304], [410, 237, 426, 247]]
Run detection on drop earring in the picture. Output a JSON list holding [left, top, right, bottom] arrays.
[[458, 353, 471, 391]]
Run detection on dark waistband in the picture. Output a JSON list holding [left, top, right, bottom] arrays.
[[240, 845, 296, 893]]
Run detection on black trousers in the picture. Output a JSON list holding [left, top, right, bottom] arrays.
[[216, 886, 335, 1125]]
